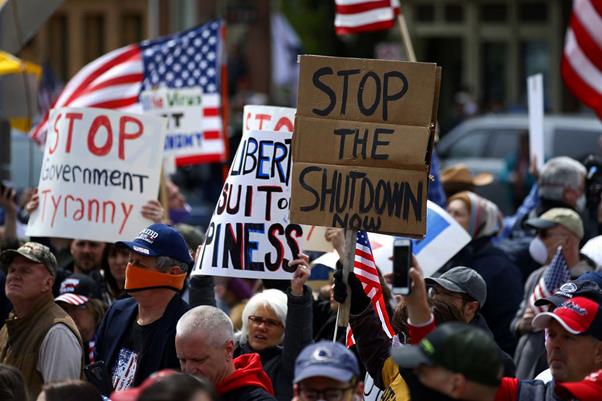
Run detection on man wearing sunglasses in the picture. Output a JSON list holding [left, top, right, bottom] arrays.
[[293, 341, 363, 401], [426, 266, 517, 377]]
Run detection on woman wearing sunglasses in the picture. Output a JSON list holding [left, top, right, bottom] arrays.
[[235, 254, 313, 401]]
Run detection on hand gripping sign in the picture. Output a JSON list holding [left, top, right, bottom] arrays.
[[26, 107, 167, 242]]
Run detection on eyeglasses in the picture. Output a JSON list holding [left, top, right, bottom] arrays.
[[427, 286, 472, 303], [248, 315, 283, 328], [299, 387, 353, 401]]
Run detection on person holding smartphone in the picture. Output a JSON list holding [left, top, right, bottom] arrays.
[[334, 254, 459, 401]]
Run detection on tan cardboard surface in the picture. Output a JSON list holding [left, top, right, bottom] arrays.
[[290, 162, 427, 237], [297, 55, 438, 126], [293, 116, 429, 169]]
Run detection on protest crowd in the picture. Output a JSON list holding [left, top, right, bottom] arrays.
[[1, 3, 602, 401]]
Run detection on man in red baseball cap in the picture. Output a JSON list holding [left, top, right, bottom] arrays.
[[531, 296, 602, 383]]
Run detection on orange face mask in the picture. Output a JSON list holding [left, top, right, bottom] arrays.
[[124, 263, 187, 292]]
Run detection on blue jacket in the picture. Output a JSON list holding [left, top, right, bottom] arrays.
[[93, 295, 189, 394]]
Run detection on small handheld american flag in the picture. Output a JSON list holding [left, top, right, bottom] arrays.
[[529, 247, 571, 314], [347, 230, 395, 346]]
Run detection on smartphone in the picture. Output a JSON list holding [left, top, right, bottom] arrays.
[[393, 238, 412, 295]]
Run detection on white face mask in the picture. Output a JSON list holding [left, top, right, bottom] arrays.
[[529, 236, 548, 265], [576, 194, 587, 213]]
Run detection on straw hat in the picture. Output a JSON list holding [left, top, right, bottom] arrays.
[[441, 164, 493, 187]]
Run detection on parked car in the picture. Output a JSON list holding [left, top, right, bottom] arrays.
[[437, 114, 602, 214]]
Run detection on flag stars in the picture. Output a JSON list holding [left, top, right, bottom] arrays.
[[140, 21, 220, 92]]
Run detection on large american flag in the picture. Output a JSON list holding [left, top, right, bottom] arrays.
[[334, 0, 400, 35], [529, 247, 571, 314], [29, 20, 227, 163], [347, 230, 395, 346], [561, 0, 602, 119]]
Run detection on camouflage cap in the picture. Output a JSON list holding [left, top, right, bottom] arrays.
[[0, 242, 58, 276]]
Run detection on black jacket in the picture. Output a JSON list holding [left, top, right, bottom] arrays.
[[234, 286, 313, 401], [442, 236, 524, 354], [471, 313, 516, 377], [93, 295, 189, 394], [349, 305, 455, 401]]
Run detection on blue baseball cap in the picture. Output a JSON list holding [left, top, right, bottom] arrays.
[[116, 224, 194, 266], [294, 341, 360, 384]]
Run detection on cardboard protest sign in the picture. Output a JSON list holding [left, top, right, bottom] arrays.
[[193, 129, 303, 279], [290, 55, 441, 237], [140, 87, 226, 166], [26, 107, 167, 242], [311, 201, 470, 277]]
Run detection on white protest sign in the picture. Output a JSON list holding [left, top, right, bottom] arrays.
[[193, 129, 303, 279], [244, 106, 335, 253], [364, 372, 384, 401], [140, 87, 226, 166], [528, 74, 544, 171], [311, 201, 471, 277], [26, 107, 167, 242], [242, 105, 295, 135]]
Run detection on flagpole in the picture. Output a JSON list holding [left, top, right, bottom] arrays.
[[333, 306, 341, 342], [337, 229, 357, 328], [397, 14, 416, 62]]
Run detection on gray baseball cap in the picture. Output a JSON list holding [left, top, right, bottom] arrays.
[[425, 266, 487, 306], [0, 242, 58, 277]]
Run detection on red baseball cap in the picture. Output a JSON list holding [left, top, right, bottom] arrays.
[[532, 296, 602, 340], [110, 369, 177, 401], [556, 370, 602, 401]]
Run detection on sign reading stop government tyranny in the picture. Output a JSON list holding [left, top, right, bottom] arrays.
[[290, 55, 441, 237]]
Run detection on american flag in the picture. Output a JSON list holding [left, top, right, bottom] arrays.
[[29, 20, 227, 164], [334, 0, 401, 35], [561, 0, 602, 119], [347, 230, 395, 347], [529, 247, 571, 314]]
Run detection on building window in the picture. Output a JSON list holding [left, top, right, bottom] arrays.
[[121, 13, 144, 46], [444, 4, 464, 23], [520, 40, 549, 106], [481, 41, 507, 112], [84, 14, 105, 64], [480, 3, 507, 23], [415, 4, 435, 22], [519, 2, 548, 23], [47, 15, 68, 81]]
